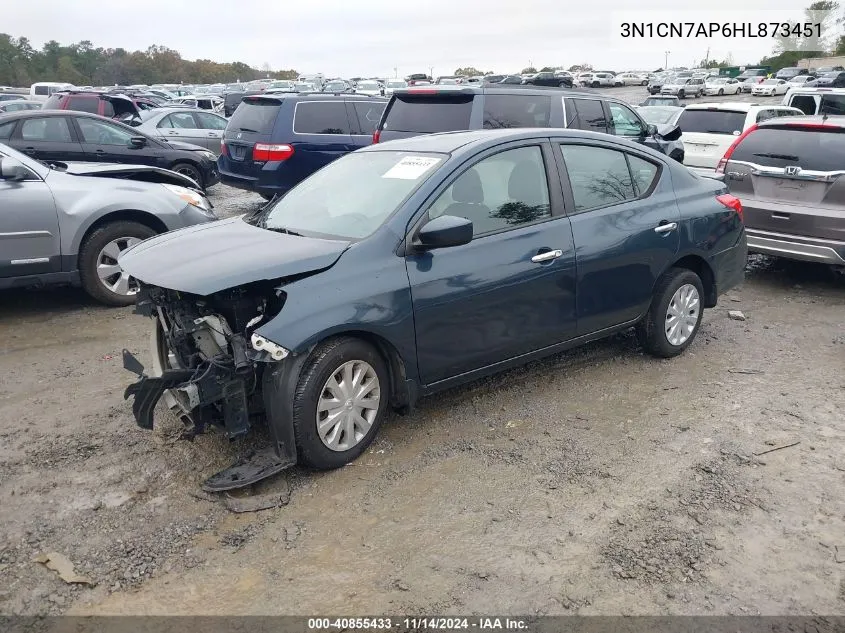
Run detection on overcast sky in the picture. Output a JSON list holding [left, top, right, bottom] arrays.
[[4, 0, 824, 78]]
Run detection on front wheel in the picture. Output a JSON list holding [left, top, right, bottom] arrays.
[[78, 221, 156, 306], [290, 337, 389, 470], [170, 162, 203, 189], [592, 81, 600, 88], [718, 88, 724, 95], [558, 81, 569, 88], [642, 80, 648, 86], [637, 268, 704, 358], [677, 89, 685, 99]]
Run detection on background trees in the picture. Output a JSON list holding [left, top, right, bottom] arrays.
[[0, 34, 297, 86]]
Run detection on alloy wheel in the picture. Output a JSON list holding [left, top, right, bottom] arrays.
[[316, 360, 381, 452], [96, 237, 142, 296], [665, 283, 700, 346]]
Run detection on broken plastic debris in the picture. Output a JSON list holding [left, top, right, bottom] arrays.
[[34, 552, 95, 586]]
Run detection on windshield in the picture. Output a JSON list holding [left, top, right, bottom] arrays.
[[762, 79, 779, 85], [709, 78, 727, 84], [261, 151, 446, 239], [358, 82, 379, 90], [387, 81, 406, 88], [325, 82, 346, 91], [638, 106, 681, 125]]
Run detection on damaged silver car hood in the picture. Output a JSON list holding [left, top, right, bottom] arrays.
[[119, 216, 351, 295]]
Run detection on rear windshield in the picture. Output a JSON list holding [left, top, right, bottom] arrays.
[[731, 126, 845, 171], [382, 94, 473, 133], [227, 99, 281, 134], [678, 109, 746, 135]]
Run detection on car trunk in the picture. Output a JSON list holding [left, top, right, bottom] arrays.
[[223, 97, 283, 176], [678, 108, 747, 168], [726, 125, 845, 240], [378, 91, 474, 142]]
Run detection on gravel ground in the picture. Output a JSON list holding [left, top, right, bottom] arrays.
[[1, 87, 844, 617]]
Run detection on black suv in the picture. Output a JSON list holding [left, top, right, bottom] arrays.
[[522, 71, 573, 88], [374, 86, 683, 161]]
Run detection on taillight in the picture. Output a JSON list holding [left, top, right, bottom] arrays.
[[716, 193, 743, 223], [715, 124, 757, 174], [220, 139, 228, 156], [253, 143, 294, 162], [372, 129, 380, 144]]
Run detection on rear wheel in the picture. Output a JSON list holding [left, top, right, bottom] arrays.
[[637, 268, 704, 358], [558, 81, 569, 88], [170, 162, 203, 188], [641, 80, 648, 86], [718, 88, 724, 95], [78, 221, 156, 306], [592, 81, 600, 88], [677, 89, 685, 99], [291, 337, 389, 470]]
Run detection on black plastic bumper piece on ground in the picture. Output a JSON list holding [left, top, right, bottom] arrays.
[[122, 349, 194, 430], [201, 447, 296, 492]]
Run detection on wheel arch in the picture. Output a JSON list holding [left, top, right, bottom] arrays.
[[670, 254, 717, 308], [76, 209, 168, 266], [314, 329, 415, 412]]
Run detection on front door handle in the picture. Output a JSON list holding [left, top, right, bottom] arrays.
[[654, 222, 678, 234], [531, 249, 563, 263]]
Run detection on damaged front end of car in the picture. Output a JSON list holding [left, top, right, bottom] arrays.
[[122, 280, 300, 490]]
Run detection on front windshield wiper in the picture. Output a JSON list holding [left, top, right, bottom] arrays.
[[263, 226, 303, 237], [753, 152, 799, 161], [236, 127, 259, 133]]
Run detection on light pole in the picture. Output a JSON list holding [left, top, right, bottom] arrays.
[[429, 66, 433, 79], [664, 50, 670, 70], [393, 66, 397, 78]]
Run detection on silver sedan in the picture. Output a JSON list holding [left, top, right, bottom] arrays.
[[135, 107, 229, 154]]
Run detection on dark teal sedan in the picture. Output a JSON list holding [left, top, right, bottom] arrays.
[[119, 128, 747, 487]]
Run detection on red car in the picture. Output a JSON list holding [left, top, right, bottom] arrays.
[[42, 91, 158, 125]]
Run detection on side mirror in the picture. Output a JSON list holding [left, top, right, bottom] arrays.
[[646, 123, 658, 137], [657, 124, 682, 141], [128, 136, 147, 149], [0, 157, 29, 182], [417, 215, 473, 249]]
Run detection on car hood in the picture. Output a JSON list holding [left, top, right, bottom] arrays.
[[118, 216, 351, 295], [62, 162, 200, 188]]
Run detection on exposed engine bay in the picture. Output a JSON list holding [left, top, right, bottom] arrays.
[[124, 282, 286, 440]]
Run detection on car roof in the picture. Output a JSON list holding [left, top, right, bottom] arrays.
[[142, 107, 222, 117], [757, 114, 845, 129], [392, 85, 607, 99], [0, 109, 120, 122], [359, 127, 667, 156], [683, 102, 790, 112]]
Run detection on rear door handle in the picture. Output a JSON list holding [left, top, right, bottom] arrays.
[[531, 249, 563, 263], [654, 222, 678, 234]]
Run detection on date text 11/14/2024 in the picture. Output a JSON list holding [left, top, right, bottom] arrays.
[[307, 617, 530, 630]]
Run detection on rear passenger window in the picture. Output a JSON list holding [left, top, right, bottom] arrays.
[[559, 145, 636, 212], [65, 96, 99, 114], [820, 95, 845, 115], [352, 101, 386, 134], [294, 102, 351, 134], [483, 94, 551, 128], [570, 99, 607, 133], [102, 101, 115, 117], [20, 117, 73, 142]]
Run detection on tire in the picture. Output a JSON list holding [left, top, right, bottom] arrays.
[[291, 337, 389, 470], [677, 89, 685, 99], [636, 268, 704, 359], [78, 220, 157, 306], [558, 81, 569, 88], [170, 162, 203, 189], [592, 81, 600, 88], [641, 80, 648, 86], [718, 88, 724, 95]]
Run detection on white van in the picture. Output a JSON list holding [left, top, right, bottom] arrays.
[[781, 87, 845, 115], [29, 82, 75, 102]]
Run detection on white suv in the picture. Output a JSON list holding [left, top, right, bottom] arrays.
[[661, 77, 705, 98], [677, 102, 803, 175]]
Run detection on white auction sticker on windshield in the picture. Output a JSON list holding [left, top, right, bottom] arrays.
[[382, 156, 441, 179]]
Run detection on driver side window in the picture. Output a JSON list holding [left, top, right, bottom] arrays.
[[609, 103, 645, 137], [76, 118, 134, 145], [427, 146, 551, 238]]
